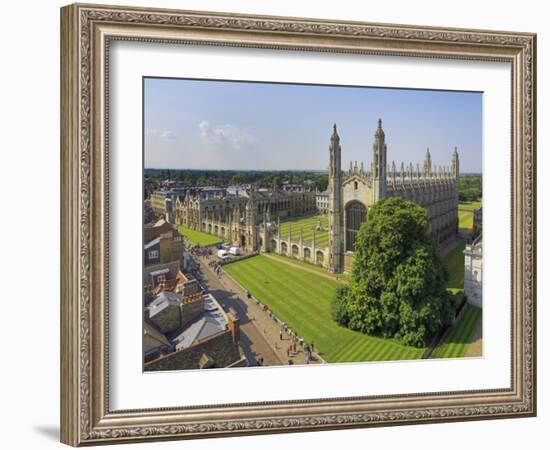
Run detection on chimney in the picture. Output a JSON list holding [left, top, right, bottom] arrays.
[[227, 310, 240, 343]]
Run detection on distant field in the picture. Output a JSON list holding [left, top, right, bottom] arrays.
[[176, 225, 222, 246], [279, 214, 329, 248], [225, 255, 424, 363], [431, 304, 482, 359], [459, 200, 481, 233]]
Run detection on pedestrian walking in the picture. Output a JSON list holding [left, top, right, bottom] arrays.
[[279, 330, 283, 340]]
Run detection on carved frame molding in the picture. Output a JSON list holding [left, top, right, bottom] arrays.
[[60, 3, 536, 446]]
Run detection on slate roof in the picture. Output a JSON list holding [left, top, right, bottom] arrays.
[[143, 321, 170, 352], [172, 310, 227, 351], [144, 236, 160, 250], [148, 291, 181, 318]]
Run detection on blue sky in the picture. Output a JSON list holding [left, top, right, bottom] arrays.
[[144, 78, 482, 173]]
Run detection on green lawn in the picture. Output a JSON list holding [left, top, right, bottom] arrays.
[[444, 242, 466, 292], [431, 304, 482, 359], [459, 200, 481, 233], [279, 214, 329, 248], [225, 255, 424, 363], [267, 253, 351, 281], [434, 214, 482, 359], [176, 225, 222, 246]]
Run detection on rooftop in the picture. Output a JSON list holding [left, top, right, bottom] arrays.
[[171, 293, 228, 350], [148, 291, 181, 318], [144, 236, 160, 250]]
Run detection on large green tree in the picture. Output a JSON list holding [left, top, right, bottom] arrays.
[[331, 197, 454, 347]]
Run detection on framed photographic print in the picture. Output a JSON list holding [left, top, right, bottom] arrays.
[[60, 3, 537, 446]]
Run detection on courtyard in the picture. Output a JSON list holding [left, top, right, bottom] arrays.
[[279, 214, 329, 247], [176, 225, 223, 246]]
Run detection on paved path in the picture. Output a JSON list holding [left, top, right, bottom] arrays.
[[262, 254, 348, 284], [465, 319, 483, 357], [196, 253, 318, 367]]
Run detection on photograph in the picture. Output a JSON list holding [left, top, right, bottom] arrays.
[[142, 78, 483, 371]]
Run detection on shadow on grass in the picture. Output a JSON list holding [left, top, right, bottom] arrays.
[[449, 289, 465, 311], [441, 308, 482, 346]]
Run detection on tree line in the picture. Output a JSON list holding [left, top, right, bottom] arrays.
[[459, 175, 482, 202], [145, 169, 329, 192]]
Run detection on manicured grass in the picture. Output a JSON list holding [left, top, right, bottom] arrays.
[[458, 200, 481, 233], [444, 242, 466, 292], [279, 214, 329, 247], [267, 253, 351, 282], [431, 304, 482, 359], [176, 225, 222, 246], [225, 255, 424, 363]]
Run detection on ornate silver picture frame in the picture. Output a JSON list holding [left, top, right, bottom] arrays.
[[60, 3, 536, 446]]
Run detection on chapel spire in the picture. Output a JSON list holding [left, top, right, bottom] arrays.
[[424, 147, 432, 177], [451, 146, 460, 179], [372, 118, 387, 202]]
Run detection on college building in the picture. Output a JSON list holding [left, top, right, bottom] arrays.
[[167, 120, 459, 273]]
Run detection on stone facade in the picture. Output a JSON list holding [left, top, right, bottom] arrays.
[[316, 190, 329, 214], [144, 219, 185, 268], [150, 188, 193, 221], [268, 217, 330, 268], [328, 125, 344, 273], [464, 236, 483, 307], [327, 120, 459, 272], [173, 186, 316, 253]]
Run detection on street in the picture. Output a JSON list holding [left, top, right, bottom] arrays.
[[188, 246, 317, 367]]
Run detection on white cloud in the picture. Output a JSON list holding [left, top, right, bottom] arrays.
[[198, 120, 256, 150], [146, 128, 176, 140]]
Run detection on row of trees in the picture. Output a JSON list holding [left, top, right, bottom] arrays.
[[145, 169, 329, 192], [331, 198, 455, 348], [459, 175, 482, 202]]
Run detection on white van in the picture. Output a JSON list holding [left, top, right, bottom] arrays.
[[217, 249, 229, 259], [229, 246, 241, 256]]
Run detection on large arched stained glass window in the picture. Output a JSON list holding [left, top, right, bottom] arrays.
[[345, 201, 367, 251]]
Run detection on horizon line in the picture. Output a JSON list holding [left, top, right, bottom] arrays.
[[144, 168, 481, 175]]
